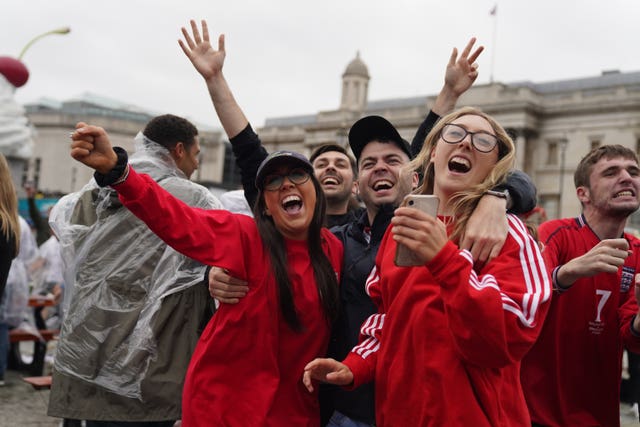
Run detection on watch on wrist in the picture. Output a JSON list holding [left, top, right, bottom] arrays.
[[484, 189, 512, 210]]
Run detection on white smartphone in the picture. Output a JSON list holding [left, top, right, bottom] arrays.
[[394, 194, 440, 267]]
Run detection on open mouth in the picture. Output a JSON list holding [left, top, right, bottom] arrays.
[[373, 180, 394, 191], [448, 156, 471, 173], [282, 194, 303, 214], [322, 176, 340, 186]]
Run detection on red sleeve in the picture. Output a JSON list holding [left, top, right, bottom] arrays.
[[537, 219, 573, 293], [114, 167, 251, 272], [342, 233, 391, 388], [620, 296, 640, 351], [342, 268, 383, 388], [429, 215, 552, 367], [620, 236, 640, 352]]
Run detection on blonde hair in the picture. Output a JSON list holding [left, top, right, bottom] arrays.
[[409, 106, 515, 242], [0, 154, 20, 256]]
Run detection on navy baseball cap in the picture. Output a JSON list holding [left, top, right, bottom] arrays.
[[255, 150, 314, 190], [348, 115, 412, 161]]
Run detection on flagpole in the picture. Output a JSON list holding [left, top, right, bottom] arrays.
[[489, 5, 497, 84]]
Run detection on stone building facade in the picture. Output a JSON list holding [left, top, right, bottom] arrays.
[[257, 54, 640, 228], [22, 93, 227, 196], [17, 60, 640, 229]]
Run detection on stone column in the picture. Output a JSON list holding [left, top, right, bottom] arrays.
[[515, 132, 526, 171]]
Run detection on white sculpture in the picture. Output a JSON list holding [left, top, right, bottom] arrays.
[[0, 56, 33, 159]]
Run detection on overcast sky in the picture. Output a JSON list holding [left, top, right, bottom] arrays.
[[3, 0, 639, 133]]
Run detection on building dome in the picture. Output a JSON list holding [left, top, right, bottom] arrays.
[[343, 52, 369, 78]]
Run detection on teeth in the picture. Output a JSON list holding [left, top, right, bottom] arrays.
[[448, 156, 471, 173], [282, 194, 303, 212], [283, 195, 301, 204], [323, 178, 339, 185], [373, 180, 393, 191], [451, 156, 470, 168], [616, 191, 633, 197]]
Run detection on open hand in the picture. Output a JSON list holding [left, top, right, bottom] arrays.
[[460, 194, 508, 265], [444, 37, 484, 97], [208, 266, 249, 303], [179, 19, 226, 81], [302, 358, 354, 393]]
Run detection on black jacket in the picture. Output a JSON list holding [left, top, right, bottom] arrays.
[[322, 204, 395, 423]]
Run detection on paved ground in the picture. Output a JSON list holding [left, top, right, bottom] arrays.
[[0, 372, 57, 426], [0, 364, 59, 426], [0, 342, 638, 426], [623, 404, 640, 427]]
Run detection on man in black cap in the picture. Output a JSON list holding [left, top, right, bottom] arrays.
[[179, 20, 536, 426]]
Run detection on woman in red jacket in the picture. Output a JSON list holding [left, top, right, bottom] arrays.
[[304, 107, 551, 427], [68, 124, 343, 427]]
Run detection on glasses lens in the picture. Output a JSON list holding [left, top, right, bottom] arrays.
[[288, 168, 310, 184], [264, 175, 283, 191], [472, 133, 498, 152], [442, 124, 466, 143], [263, 169, 310, 190]]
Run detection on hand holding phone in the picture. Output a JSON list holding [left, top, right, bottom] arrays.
[[394, 195, 440, 267]]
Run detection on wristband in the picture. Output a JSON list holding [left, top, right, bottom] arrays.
[[93, 147, 129, 187], [484, 189, 512, 210], [110, 164, 130, 186]]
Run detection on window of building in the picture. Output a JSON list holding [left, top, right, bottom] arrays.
[[547, 141, 559, 165], [21, 160, 29, 188], [32, 158, 41, 189], [539, 195, 560, 220]]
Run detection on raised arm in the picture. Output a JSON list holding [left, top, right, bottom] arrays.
[[411, 37, 484, 156], [179, 20, 247, 138], [179, 20, 267, 207], [69, 123, 245, 268], [432, 37, 484, 116]]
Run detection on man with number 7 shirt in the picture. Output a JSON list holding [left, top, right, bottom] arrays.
[[521, 145, 640, 427]]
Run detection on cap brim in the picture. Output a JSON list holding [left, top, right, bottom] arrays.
[[348, 116, 411, 160], [255, 152, 314, 189]]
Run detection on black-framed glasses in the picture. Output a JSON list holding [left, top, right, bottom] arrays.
[[440, 123, 499, 153], [263, 168, 311, 191]]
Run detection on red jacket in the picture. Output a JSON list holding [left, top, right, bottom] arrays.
[[343, 215, 551, 427], [115, 168, 343, 426], [522, 215, 640, 427]]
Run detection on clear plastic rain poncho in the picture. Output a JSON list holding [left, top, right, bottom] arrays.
[[49, 133, 222, 399], [0, 216, 39, 327]]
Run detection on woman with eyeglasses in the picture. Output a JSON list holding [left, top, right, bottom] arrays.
[[303, 107, 552, 427], [68, 125, 342, 427]]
